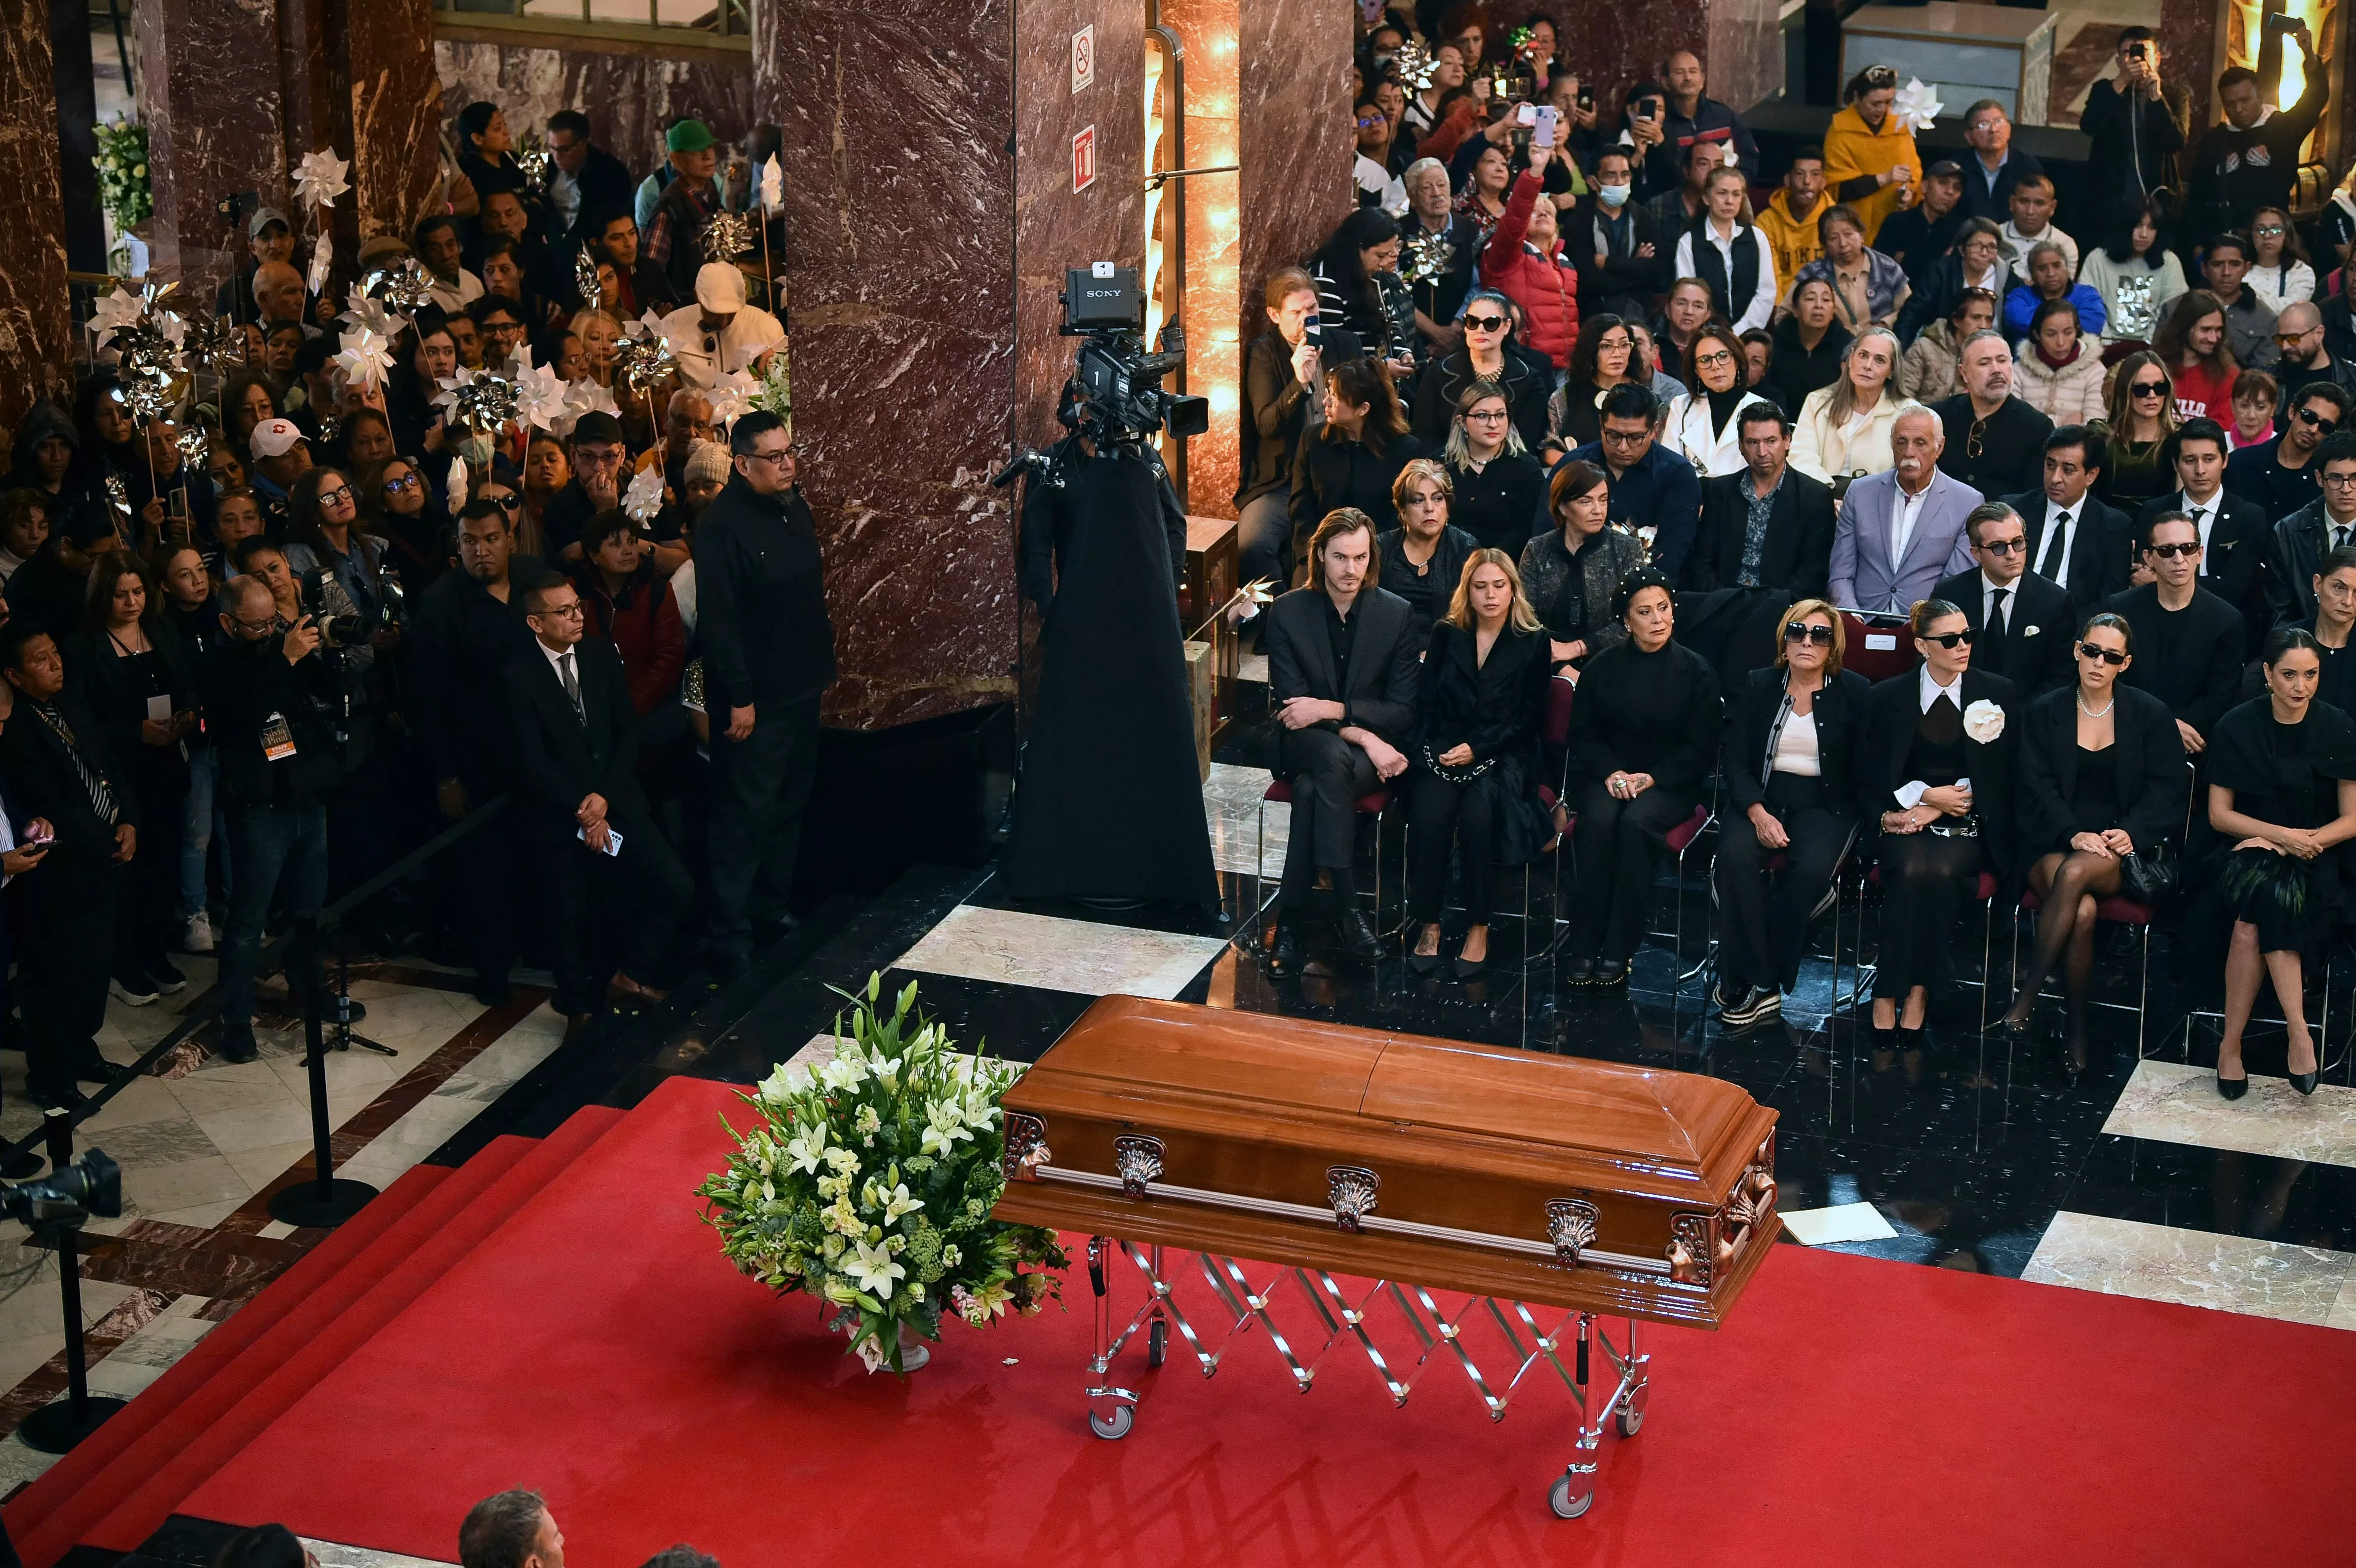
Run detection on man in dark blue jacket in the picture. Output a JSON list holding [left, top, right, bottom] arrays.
[[1529, 384, 1704, 581]]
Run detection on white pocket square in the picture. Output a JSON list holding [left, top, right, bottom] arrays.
[[2023, 625, 2041, 636]]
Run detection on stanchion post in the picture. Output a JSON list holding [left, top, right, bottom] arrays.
[[266, 915, 380, 1229], [16, 1114, 126, 1454]]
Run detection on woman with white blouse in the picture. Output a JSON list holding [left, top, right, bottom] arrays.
[[1661, 323, 1770, 477], [1673, 166, 1778, 335]]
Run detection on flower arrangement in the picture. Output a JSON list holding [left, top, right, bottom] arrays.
[[746, 352, 792, 431], [93, 116, 152, 234], [697, 974, 1066, 1373]]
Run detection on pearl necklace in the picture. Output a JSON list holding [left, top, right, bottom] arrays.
[[2076, 692, 2114, 717]]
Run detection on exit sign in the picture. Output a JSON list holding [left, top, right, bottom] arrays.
[[1072, 124, 1096, 193]]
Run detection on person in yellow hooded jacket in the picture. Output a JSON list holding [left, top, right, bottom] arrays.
[[1758, 147, 1835, 286], [1822, 65, 1923, 245]]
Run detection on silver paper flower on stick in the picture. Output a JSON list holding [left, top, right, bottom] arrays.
[[362, 257, 434, 315], [515, 134, 551, 196], [176, 426, 211, 465], [613, 318, 679, 399], [575, 247, 602, 304], [433, 366, 520, 434], [87, 279, 182, 353], [176, 311, 247, 374], [339, 285, 410, 341], [1402, 228, 1456, 287], [1389, 38, 1438, 90], [699, 209, 755, 264]]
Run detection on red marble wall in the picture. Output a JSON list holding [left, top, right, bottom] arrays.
[[435, 38, 757, 182], [2161, 0, 2217, 130], [0, 1, 76, 447], [1236, 0, 1354, 417], [1559, 0, 1780, 116]]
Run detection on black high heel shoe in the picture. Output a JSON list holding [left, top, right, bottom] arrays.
[[2000, 1010, 2034, 1043], [2289, 1035, 2319, 1096], [2216, 1068, 2249, 1100], [1895, 1025, 1926, 1054]]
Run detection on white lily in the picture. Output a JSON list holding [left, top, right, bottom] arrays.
[[845, 1240, 905, 1299], [879, 1182, 923, 1223], [783, 1120, 830, 1176]]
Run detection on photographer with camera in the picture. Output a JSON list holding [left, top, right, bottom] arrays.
[[2080, 29, 2190, 235], [203, 576, 347, 1063]]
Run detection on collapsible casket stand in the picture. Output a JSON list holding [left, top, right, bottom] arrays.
[[1080, 1236, 1649, 1518]]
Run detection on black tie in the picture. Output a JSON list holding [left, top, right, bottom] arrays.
[[559, 651, 584, 724], [2038, 512, 2070, 579], [1988, 586, 2009, 650], [2336, 524, 2352, 554]]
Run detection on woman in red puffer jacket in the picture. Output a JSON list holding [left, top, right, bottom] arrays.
[[1481, 163, 1581, 370]]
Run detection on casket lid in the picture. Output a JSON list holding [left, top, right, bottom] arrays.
[[1016, 997, 1762, 1189]]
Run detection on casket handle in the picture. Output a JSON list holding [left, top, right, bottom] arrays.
[[1113, 1134, 1165, 1199], [1326, 1166, 1380, 1233], [1544, 1198, 1600, 1266], [1002, 1111, 1051, 1182]]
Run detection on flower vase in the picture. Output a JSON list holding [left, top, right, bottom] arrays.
[[898, 1323, 930, 1372]]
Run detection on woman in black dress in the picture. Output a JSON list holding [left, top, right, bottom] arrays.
[[2197, 627, 2356, 1098], [1858, 599, 2019, 1049], [1375, 459, 1480, 627], [1289, 357, 1425, 554], [1561, 568, 1723, 986], [64, 550, 198, 1006], [1712, 598, 1869, 1028], [1406, 549, 1552, 978], [1548, 314, 1641, 454], [2004, 613, 2189, 1058]]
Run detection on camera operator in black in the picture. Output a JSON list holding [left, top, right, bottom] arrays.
[[205, 576, 346, 1063]]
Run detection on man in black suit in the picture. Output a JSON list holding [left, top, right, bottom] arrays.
[[2107, 512, 2247, 755], [1936, 502, 2074, 697], [505, 576, 691, 1039], [2008, 425, 2133, 624], [1262, 508, 1420, 973], [1689, 404, 1836, 595], [545, 110, 635, 243], [2265, 431, 2356, 627], [2133, 418, 2268, 649], [0, 627, 136, 1109]]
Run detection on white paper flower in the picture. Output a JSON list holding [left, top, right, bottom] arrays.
[[560, 378, 620, 431], [332, 325, 395, 391], [1894, 78, 1943, 133], [292, 148, 351, 209], [622, 464, 665, 524], [706, 368, 758, 426], [339, 286, 409, 341], [307, 232, 332, 296], [513, 362, 570, 433], [1963, 698, 2005, 743], [445, 456, 470, 515], [86, 283, 148, 348]]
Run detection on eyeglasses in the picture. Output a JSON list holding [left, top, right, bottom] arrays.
[[316, 485, 353, 507], [535, 601, 586, 618], [1463, 407, 1509, 422], [2129, 381, 2169, 397], [1979, 537, 2029, 555], [384, 474, 420, 493], [742, 448, 795, 467], [2077, 641, 2129, 666], [1357, 116, 1386, 129], [2147, 541, 2201, 558], [1599, 427, 1649, 445], [2274, 331, 2313, 347], [1783, 622, 1835, 646], [1919, 628, 1976, 648], [2256, 224, 2287, 237], [2297, 406, 2339, 431], [1695, 349, 1735, 368], [1463, 314, 1506, 331], [2324, 470, 2356, 488]]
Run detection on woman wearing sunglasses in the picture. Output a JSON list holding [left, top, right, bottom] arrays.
[[2091, 349, 2179, 512], [1411, 288, 1555, 458], [1711, 599, 1869, 1027], [2004, 613, 2186, 1059], [1857, 597, 2018, 1050], [2188, 627, 2356, 1098]]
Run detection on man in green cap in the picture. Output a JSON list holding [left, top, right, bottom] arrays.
[[639, 118, 724, 295]]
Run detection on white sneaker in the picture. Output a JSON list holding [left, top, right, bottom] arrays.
[[110, 976, 159, 1007], [182, 912, 215, 953]]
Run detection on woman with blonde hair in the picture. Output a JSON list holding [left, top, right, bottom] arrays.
[[1405, 548, 1553, 978], [1377, 458, 1481, 626], [568, 307, 623, 386], [2091, 349, 2180, 511], [1710, 596, 1871, 1026], [1791, 325, 1903, 484], [1439, 378, 1544, 549]]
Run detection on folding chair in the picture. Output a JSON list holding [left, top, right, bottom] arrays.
[[2006, 890, 2157, 1053], [1861, 864, 2002, 1032], [1251, 781, 1395, 949]]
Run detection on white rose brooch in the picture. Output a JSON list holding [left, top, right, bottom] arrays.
[[1963, 699, 2006, 744]]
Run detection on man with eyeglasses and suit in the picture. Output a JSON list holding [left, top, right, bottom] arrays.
[[2267, 431, 2356, 627], [1934, 502, 2074, 698], [2105, 510, 2246, 755], [2228, 382, 2346, 522]]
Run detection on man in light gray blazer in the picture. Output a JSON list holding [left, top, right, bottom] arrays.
[[1827, 404, 1986, 614]]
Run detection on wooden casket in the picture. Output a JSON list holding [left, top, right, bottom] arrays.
[[993, 997, 1779, 1329]]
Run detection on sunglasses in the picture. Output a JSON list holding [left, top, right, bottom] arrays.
[[485, 492, 522, 511], [2146, 541, 2200, 558], [2297, 406, 2339, 431], [2129, 381, 2169, 397], [1783, 622, 1835, 646], [1979, 537, 2029, 555], [1463, 314, 1506, 331], [2274, 331, 2313, 347], [1920, 628, 1976, 649], [2077, 641, 2129, 666]]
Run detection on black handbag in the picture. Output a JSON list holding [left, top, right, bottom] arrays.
[[2120, 842, 2180, 905]]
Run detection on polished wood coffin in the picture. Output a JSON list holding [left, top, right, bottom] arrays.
[[992, 998, 1779, 1328]]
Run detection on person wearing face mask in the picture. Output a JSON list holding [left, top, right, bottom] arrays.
[[1569, 148, 1668, 316], [1480, 153, 1581, 372]]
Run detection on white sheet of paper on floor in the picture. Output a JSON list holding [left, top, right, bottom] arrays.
[[1780, 1202, 1899, 1246]]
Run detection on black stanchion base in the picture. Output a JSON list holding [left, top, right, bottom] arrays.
[[17, 1394, 128, 1454], [267, 1177, 380, 1229]]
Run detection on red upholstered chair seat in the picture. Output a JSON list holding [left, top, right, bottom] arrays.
[[1262, 779, 1391, 815], [1867, 864, 1999, 901]]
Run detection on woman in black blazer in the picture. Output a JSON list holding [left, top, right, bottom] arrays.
[[1288, 357, 1427, 558], [1859, 598, 2020, 1050], [2003, 612, 2189, 1055], [1712, 598, 1870, 1028], [1563, 568, 1723, 986], [1405, 549, 1553, 978]]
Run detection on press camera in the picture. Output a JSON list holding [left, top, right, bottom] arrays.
[[1, 1152, 121, 1231]]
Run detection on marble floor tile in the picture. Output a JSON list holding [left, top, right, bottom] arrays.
[[1203, 761, 1288, 878], [119, 1155, 252, 1217], [893, 905, 1232, 1000], [2331, 1276, 2356, 1331], [225, 1140, 322, 1190], [0, 1266, 135, 1348], [2022, 1211, 2356, 1325], [2103, 1059, 2356, 1169], [304, 1539, 457, 1568], [196, 1098, 325, 1157]]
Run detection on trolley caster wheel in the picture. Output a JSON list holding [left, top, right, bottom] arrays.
[[1616, 1404, 1645, 1437], [1548, 1476, 1594, 1519], [1148, 1318, 1168, 1368], [1089, 1405, 1135, 1440]]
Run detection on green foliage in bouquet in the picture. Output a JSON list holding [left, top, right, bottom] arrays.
[[94, 117, 152, 233], [747, 353, 791, 428], [697, 973, 1066, 1373]]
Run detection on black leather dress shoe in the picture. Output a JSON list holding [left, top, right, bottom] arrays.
[[1594, 957, 1628, 985], [1564, 955, 1597, 985], [27, 1081, 86, 1112], [1264, 919, 1306, 978], [1339, 908, 1383, 963], [69, 1049, 123, 1086]]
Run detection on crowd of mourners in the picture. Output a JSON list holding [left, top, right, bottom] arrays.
[[0, 105, 830, 1120], [1249, 5, 2354, 1099]]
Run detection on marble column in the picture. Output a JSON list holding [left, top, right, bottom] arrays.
[[1160, 0, 1243, 518], [0, 2, 78, 444], [756, 0, 1145, 730], [344, 0, 441, 245], [2160, 0, 2217, 130]]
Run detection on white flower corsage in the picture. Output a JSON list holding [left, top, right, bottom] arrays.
[[1962, 698, 2005, 743]]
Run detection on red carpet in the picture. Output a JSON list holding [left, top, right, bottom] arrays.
[[179, 1077, 2355, 1567]]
